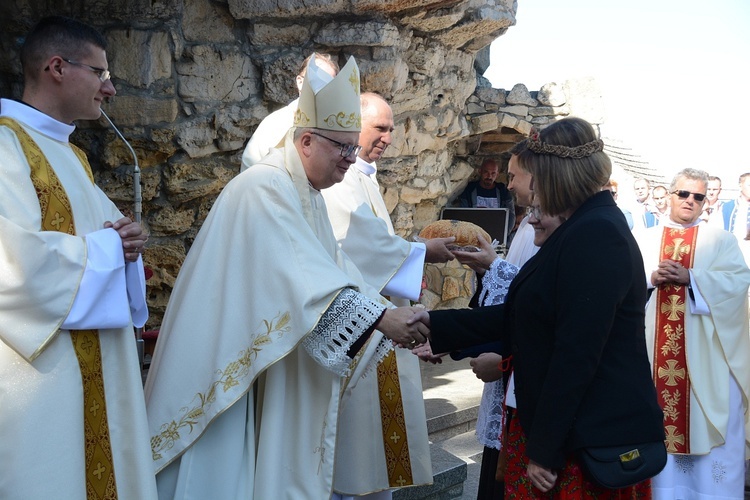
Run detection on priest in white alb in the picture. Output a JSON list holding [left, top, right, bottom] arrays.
[[636, 168, 750, 499], [322, 92, 455, 499], [145, 56, 429, 499], [0, 16, 154, 499]]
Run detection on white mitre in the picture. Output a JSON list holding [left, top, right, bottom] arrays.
[[295, 55, 361, 132]]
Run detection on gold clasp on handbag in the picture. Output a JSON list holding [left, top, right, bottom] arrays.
[[619, 449, 641, 463]]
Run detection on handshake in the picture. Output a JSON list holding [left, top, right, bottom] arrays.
[[376, 306, 432, 349]]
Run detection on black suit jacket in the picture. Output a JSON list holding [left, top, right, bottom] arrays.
[[430, 191, 664, 469]]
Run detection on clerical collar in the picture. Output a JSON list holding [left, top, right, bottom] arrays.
[[354, 156, 376, 176], [0, 98, 76, 142], [663, 218, 702, 229]]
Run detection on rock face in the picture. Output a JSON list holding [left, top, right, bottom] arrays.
[[0, 0, 605, 326]]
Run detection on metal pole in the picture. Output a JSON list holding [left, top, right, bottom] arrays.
[[100, 109, 145, 371]]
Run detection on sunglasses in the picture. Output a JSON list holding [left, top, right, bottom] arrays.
[[671, 190, 706, 202]]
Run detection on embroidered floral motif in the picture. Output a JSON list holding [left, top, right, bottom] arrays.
[[150, 311, 291, 461], [661, 388, 682, 422], [712, 460, 727, 483], [660, 324, 684, 356], [674, 454, 694, 474]]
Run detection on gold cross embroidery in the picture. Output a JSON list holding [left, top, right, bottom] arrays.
[[389, 431, 401, 444], [658, 359, 686, 386], [93, 462, 106, 480], [661, 294, 686, 321], [396, 476, 408, 487], [89, 400, 100, 416], [665, 237, 691, 261], [385, 388, 396, 401], [664, 425, 686, 453], [50, 212, 65, 230]]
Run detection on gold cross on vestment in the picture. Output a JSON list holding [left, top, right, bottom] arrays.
[[93, 462, 106, 480], [665, 236, 691, 261], [51, 212, 65, 230], [661, 294, 686, 321], [658, 359, 686, 386], [389, 431, 401, 444], [664, 425, 686, 453]]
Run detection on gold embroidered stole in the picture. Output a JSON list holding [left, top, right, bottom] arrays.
[[377, 350, 414, 486], [654, 225, 698, 454], [0, 117, 119, 499], [358, 173, 414, 486]]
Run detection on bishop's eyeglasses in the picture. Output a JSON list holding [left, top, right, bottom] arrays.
[[310, 131, 362, 158]]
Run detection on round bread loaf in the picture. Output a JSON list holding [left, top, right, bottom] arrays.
[[418, 219, 491, 248]]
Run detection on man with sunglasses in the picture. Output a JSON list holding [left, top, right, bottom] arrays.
[[0, 16, 156, 499], [636, 168, 750, 498]]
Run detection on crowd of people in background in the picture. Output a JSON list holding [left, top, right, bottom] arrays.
[[3, 14, 750, 500]]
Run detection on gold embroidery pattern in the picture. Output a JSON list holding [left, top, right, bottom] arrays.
[[294, 108, 311, 127], [150, 312, 291, 461], [349, 67, 360, 95], [659, 324, 683, 356], [653, 226, 698, 455], [1, 117, 118, 499], [71, 329, 119, 499], [376, 350, 413, 487], [660, 388, 682, 422], [323, 112, 360, 130]]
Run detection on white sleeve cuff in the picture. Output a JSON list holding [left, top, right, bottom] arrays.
[[62, 228, 131, 330], [688, 272, 710, 315], [380, 242, 426, 302]]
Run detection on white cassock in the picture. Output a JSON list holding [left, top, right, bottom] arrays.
[[638, 221, 750, 499], [322, 156, 433, 497], [0, 99, 155, 498], [146, 130, 402, 499]]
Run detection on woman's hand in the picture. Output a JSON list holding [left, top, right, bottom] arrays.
[[527, 460, 557, 492], [451, 232, 497, 275], [469, 352, 503, 382], [411, 340, 447, 364]]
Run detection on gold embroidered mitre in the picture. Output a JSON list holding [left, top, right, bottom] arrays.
[[295, 55, 361, 132]]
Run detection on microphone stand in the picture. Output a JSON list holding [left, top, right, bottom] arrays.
[[100, 109, 145, 372]]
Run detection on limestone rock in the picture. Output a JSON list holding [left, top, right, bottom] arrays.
[[183, 1, 234, 42], [108, 29, 172, 88], [315, 20, 402, 47], [176, 46, 259, 103], [538, 82, 567, 106], [104, 95, 178, 127], [507, 83, 537, 106]]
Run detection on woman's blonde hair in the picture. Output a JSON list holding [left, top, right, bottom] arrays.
[[517, 117, 611, 216]]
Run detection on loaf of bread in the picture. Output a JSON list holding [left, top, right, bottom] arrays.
[[418, 219, 491, 248]]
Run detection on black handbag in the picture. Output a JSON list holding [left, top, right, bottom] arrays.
[[578, 440, 667, 489]]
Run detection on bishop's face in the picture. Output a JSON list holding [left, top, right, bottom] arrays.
[[303, 129, 360, 190]]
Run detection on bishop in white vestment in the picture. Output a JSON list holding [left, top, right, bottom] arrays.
[[145, 57, 427, 500]]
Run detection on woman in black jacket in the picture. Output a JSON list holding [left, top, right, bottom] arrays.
[[416, 117, 664, 498]]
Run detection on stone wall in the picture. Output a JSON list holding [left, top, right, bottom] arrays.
[[0, 0, 604, 326]]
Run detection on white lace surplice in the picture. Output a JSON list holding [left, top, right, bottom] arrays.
[[475, 258, 518, 449]]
